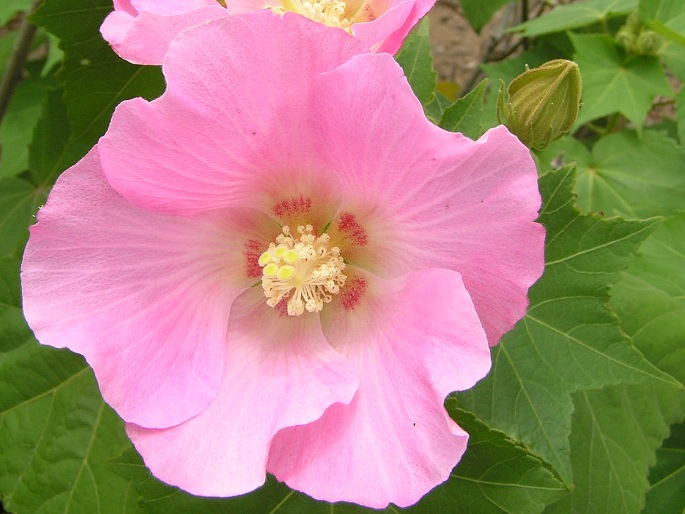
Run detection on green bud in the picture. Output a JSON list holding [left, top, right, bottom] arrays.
[[497, 59, 582, 150], [615, 27, 637, 53], [636, 29, 664, 56]]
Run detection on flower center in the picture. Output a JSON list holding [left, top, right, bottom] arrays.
[[259, 225, 347, 316], [270, 0, 352, 31]]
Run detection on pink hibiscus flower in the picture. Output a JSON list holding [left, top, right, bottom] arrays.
[[22, 12, 544, 509], [100, 0, 435, 64]]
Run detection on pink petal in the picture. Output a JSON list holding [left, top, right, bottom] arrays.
[[113, 0, 136, 15], [353, 0, 435, 54], [268, 269, 491, 508], [310, 53, 545, 345], [127, 287, 358, 496], [101, 3, 227, 65], [21, 148, 272, 428], [99, 13, 367, 215], [130, 0, 219, 15], [224, 0, 268, 14]]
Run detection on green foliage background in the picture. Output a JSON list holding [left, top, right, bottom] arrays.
[[1, 0, 684, 512]]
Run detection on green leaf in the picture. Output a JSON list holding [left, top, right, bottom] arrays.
[[460, 0, 511, 33], [676, 83, 685, 144], [0, 0, 33, 25], [423, 91, 452, 124], [420, 407, 567, 514], [644, 420, 685, 514], [611, 212, 685, 386], [544, 384, 684, 514], [0, 257, 32, 353], [514, 0, 638, 37], [439, 79, 488, 139], [570, 33, 671, 128], [543, 130, 685, 219], [0, 342, 141, 514], [457, 166, 678, 485], [29, 87, 78, 185], [0, 177, 46, 259], [110, 451, 360, 514], [639, 0, 685, 28], [0, 30, 18, 68], [542, 212, 685, 513], [0, 75, 52, 179], [31, 0, 164, 160], [395, 20, 436, 108]]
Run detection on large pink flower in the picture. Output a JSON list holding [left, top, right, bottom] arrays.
[[22, 12, 544, 509], [100, 0, 434, 64]]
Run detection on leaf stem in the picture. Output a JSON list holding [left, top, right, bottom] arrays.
[[0, 0, 44, 125]]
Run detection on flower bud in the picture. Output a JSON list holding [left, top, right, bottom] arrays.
[[498, 59, 582, 150], [615, 27, 637, 53], [636, 30, 663, 56]]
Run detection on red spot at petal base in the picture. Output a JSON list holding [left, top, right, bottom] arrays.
[[273, 195, 312, 220], [341, 276, 367, 311], [337, 212, 368, 246], [244, 239, 263, 278]]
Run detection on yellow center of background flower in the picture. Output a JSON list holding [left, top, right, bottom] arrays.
[[272, 0, 353, 31]]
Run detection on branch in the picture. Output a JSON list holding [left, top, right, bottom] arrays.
[[0, 0, 44, 124]]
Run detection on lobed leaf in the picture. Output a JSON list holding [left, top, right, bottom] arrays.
[[570, 33, 671, 128], [543, 384, 684, 514], [611, 212, 685, 385], [543, 212, 685, 512], [457, 166, 678, 484], [539, 130, 685, 219], [0, 343, 142, 514]]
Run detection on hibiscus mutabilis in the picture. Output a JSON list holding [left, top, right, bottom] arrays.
[[21, 12, 544, 509], [101, 0, 435, 65]]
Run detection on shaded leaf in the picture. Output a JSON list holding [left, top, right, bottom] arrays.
[[0, 75, 52, 179], [31, 0, 164, 160], [0, 257, 32, 353], [0, 177, 46, 258], [424, 91, 452, 124], [644, 420, 685, 514], [460, 0, 511, 33], [29, 86, 77, 185]]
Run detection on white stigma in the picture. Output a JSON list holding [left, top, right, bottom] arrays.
[[259, 225, 347, 316]]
